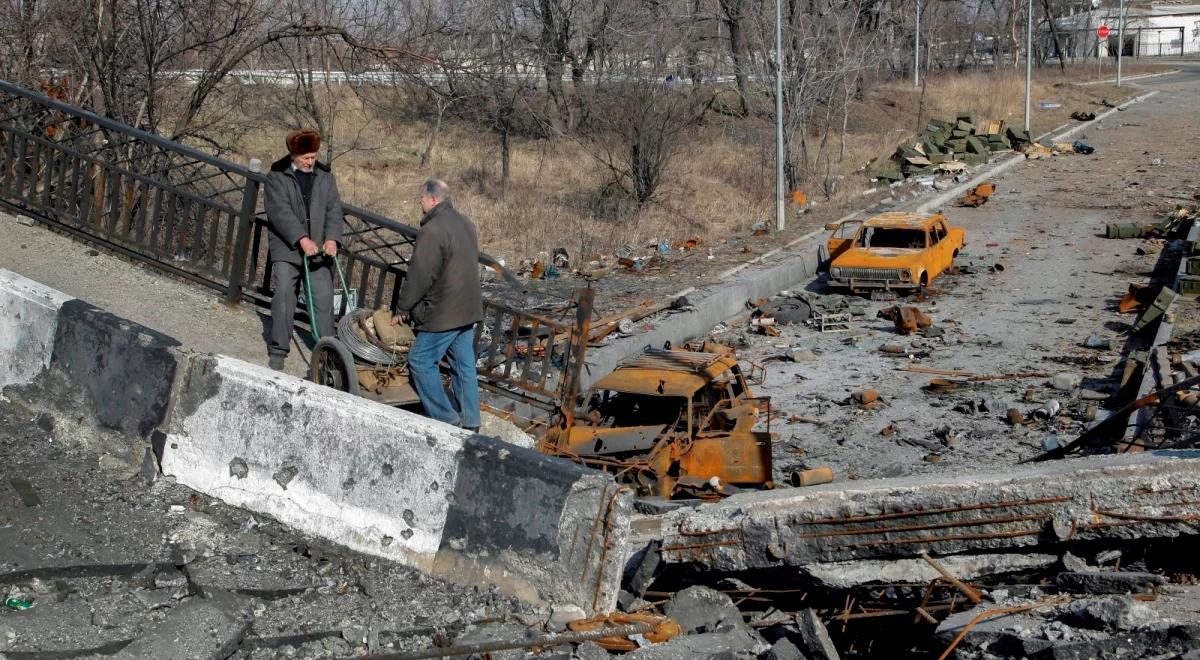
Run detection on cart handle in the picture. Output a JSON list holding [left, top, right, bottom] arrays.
[[302, 248, 356, 341]]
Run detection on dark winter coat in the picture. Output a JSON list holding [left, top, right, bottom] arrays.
[[394, 200, 484, 332], [265, 155, 344, 265]]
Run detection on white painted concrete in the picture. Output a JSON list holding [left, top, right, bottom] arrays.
[[0, 268, 71, 395], [162, 354, 469, 571]]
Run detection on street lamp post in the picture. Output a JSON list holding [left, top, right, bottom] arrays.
[[774, 0, 785, 231], [1024, 0, 1033, 132], [1116, 0, 1125, 85], [914, 0, 922, 87]]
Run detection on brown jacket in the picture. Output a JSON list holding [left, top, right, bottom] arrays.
[[395, 200, 483, 332]]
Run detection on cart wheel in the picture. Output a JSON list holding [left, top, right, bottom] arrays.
[[310, 337, 361, 397]]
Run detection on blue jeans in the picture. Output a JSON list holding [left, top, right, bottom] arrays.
[[408, 324, 481, 429]]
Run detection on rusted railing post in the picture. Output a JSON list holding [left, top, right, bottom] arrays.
[[560, 287, 595, 419], [224, 164, 261, 306]]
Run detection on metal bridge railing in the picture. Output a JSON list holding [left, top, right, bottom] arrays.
[[0, 78, 589, 411]]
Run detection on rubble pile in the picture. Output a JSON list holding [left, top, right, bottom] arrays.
[[937, 576, 1200, 660], [871, 114, 1033, 183]]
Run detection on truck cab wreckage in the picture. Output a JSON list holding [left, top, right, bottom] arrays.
[[538, 342, 774, 501]]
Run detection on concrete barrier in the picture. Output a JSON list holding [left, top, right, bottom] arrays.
[[162, 354, 631, 612], [0, 270, 631, 613], [0, 268, 70, 394]]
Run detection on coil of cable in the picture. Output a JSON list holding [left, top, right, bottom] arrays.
[[337, 309, 408, 367]]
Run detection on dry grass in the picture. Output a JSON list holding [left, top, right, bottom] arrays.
[[224, 62, 1161, 262]]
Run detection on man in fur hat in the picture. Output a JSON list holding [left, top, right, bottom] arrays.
[[264, 129, 344, 371]]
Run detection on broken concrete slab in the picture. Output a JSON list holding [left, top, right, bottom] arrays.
[[765, 636, 804, 660], [659, 451, 1200, 572], [1058, 595, 1162, 631], [112, 596, 250, 660], [1055, 570, 1165, 595], [793, 609, 840, 660], [627, 624, 768, 660], [663, 586, 743, 635], [800, 553, 1057, 589], [162, 353, 631, 613]]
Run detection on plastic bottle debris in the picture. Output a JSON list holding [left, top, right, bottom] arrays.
[[1043, 433, 1060, 452], [1072, 141, 1095, 155], [1083, 335, 1112, 350], [1037, 102, 1062, 109], [6, 597, 33, 610], [1051, 373, 1081, 391], [1032, 399, 1062, 420]]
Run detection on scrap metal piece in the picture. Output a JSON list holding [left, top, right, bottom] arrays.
[[879, 306, 933, 335], [1131, 287, 1175, 333], [566, 613, 681, 652], [918, 552, 982, 604], [790, 467, 835, 487], [958, 182, 996, 207]]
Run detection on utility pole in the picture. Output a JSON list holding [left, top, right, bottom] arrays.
[[774, 0, 786, 231], [914, 0, 921, 87], [1024, 0, 1033, 131], [1116, 0, 1124, 85]]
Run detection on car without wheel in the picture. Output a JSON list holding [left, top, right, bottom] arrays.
[[825, 212, 965, 291]]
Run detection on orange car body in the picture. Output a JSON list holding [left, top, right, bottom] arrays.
[[826, 212, 965, 290]]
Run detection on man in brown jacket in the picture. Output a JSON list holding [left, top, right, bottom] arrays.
[[391, 179, 483, 430], [264, 129, 344, 371]]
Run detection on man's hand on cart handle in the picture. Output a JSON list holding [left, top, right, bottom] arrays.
[[299, 236, 319, 257], [322, 239, 338, 257]]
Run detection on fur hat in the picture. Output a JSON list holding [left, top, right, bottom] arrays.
[[285, 129, 321, 155]]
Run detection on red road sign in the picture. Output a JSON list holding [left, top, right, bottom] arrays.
[[1097, 25, 1111, 39]]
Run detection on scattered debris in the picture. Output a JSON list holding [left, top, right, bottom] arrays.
[[1071, 111, 1097, 121], [958, 182, 996, 207], [789, 467, 835, 487], [851, 389, 880, 406], [879, 305, 933, 335]]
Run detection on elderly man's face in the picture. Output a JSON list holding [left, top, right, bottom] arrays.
[[419, 191, 439, 214], [292, 152, 318, 172]]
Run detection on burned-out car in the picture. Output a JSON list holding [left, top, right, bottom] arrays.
[[826, 212, 965, 291], [538, 343, 774, 500]]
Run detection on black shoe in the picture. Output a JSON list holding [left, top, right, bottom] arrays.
[[268, 354, 286, 371]]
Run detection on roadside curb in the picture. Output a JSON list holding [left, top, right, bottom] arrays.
[[1080, 69, 1180, 86]]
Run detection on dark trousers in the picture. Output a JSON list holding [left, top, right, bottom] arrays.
[[269, 260, 334, 356]]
